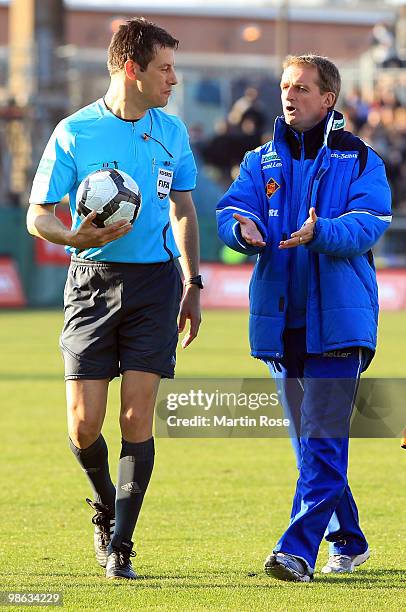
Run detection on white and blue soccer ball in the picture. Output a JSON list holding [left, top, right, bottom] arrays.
[[76, 168, 142, 228]]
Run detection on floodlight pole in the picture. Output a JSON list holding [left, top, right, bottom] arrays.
[[8, 0, 67, 197], [275, 0, 290, 70], [397, 3, 406, 58]]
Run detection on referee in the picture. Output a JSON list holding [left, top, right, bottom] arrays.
[[27, 18, 201, 580]]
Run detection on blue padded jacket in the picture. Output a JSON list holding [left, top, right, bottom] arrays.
[[216, 111, 392, 367]]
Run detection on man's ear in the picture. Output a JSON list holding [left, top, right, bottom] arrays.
[[324, 91, 336, 110], [124, 59, 143, 81]]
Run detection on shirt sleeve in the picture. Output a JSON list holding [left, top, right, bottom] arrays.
[[216, 151, 268, 255], [29, 120, 77, 205], [307, 149, 392, 257], [171, 122, 197, 191]]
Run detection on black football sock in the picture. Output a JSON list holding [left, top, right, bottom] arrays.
[[111, 437, 155, 549], [69, 435, 116, 513]]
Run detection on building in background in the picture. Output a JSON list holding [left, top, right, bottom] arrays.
[[0, 1, 399, 132]]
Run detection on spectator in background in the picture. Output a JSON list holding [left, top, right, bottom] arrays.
[[228, 86, 266, 135], [188, 122, 206, 159], [231, 117, 262, 176], [371, 23, 402, 68], [202, 120, 236, 186], [342, 79, 406, 212], [342, 87, 370, 131], [201, 87, 268, 185]]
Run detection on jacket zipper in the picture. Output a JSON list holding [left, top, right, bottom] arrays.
[[281, 132, 304, 345], [309, 166, 327, 211], [297, 133, 305, 222]]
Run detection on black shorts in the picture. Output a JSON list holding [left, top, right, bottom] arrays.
[[60, 257, 182, 380]]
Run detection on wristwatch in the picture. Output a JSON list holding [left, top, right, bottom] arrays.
[[184, 275, 204, 289]]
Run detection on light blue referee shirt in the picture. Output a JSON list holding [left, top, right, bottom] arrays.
[[29, 98, 197, 263]]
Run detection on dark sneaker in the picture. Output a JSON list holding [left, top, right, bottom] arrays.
[[106, 540, 137, 580], [264, 552, 313, 582], [321, 548, 370, 574], [86, 498, 115, 568]]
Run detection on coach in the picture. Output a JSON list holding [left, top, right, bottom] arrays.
[[217, 55, 391, 581]]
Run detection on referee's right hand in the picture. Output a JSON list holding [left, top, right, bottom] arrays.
[[69, 211, 132, 249]]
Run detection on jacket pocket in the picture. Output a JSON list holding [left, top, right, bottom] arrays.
[[351, 254, 379, 315], [318, 256, 373, 312], [249, 278, 286, 317]]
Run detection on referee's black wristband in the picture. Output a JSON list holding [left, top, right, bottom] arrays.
[[184, 275, 204, 289]]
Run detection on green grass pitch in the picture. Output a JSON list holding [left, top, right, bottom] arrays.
[[0, 309, 405, 611]]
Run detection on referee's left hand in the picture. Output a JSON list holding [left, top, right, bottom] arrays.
[[178, 285, 201, 348]]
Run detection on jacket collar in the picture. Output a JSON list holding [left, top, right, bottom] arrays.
[[274, 110, 345, 160]]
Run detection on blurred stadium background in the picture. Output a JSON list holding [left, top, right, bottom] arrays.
[[0, 0, 406, 313]]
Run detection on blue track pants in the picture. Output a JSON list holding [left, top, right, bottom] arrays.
[[269, 328, 369, 571]]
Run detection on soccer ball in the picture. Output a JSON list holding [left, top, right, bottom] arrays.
[[76, 168, 142, 228]]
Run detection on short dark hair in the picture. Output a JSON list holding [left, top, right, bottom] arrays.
[[283, 54, 341, 108], [107, 17, 179, 74]]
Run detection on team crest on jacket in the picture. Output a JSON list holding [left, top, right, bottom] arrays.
[[266, 178, 280, 199]]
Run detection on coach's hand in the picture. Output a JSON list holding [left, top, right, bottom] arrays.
[[279, 207, 318, 249], [233, 213, 266, 247], [178, 285, 201, 349], [69, 211, 132, 249]]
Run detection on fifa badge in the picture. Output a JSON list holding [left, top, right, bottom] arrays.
[[157, 167, 174, 200]]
